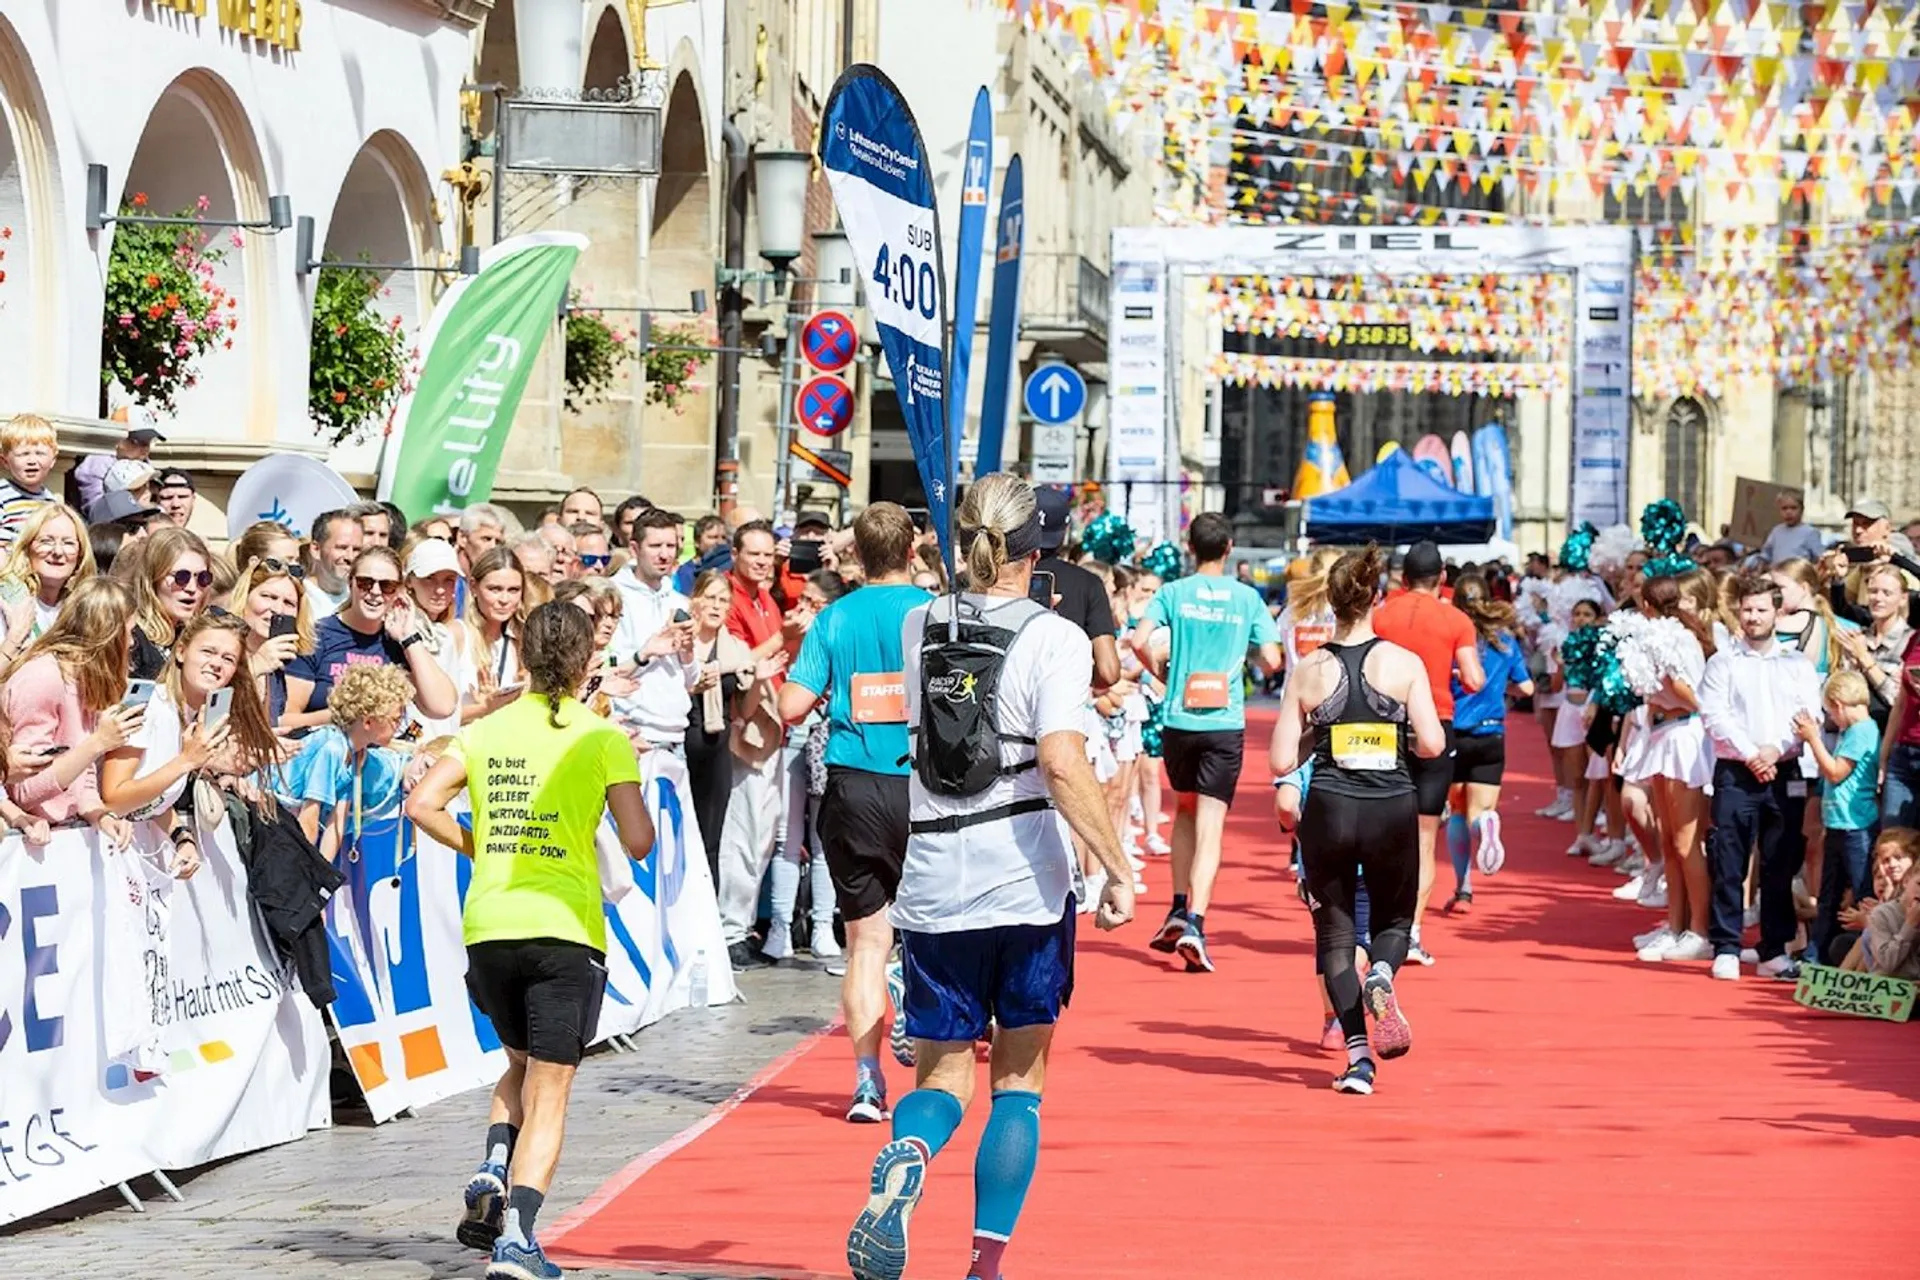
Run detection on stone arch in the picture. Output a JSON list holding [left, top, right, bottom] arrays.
[[114, 68, 275, 433], [582, 2, 631, 92], [0, 14, 63, 408], [650, 65, 711, 311], [1663, 394, 1711, 525]]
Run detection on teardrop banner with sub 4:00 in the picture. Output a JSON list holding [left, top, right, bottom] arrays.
[[819, 64, 953, 571], [1109, 225, 1633, 535], [378, 232, 589, 520]]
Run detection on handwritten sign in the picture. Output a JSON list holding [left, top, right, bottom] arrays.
[[1727, 476, 1799, 549], [1792, 963, 1916, 1022]]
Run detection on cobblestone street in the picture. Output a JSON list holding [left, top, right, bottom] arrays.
[[1, 968, 839, 1280]]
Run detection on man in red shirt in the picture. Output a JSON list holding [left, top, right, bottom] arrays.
[[1372, 541, 1485, 964]]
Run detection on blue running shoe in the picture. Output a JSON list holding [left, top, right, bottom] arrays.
[[1173, 919, 1214, 973], [885, 954, 915, 1068], [848, 1138, 928, 1280], [487, 1235, 563, 1280], [1332, 1058, 1376, 1095], [1149, 907, 1187, 953], [846, 1079, 887, 1124], [457, 1162, 507, 1251]]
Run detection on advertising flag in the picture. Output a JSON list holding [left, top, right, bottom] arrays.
[[819, 66, 954, 568], [975, 153, 1024, 477], [947, 87, 993, 466], [378, 232, 588, 519]]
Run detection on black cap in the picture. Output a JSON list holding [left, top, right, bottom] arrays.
[[1035, 486, 1072, 551], [1403, 540, 1445, 581], [127, 427, 165, 444], [153, 466, 196, 492], [86, 489, 163, 526], [794, 509, 832, 532]]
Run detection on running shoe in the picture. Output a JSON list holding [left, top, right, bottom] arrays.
[[885, 955, 915, 1069], [1146, 832, 1171, 855], [1637, 875, 1668, 910], [1445, 890, 1472, 916], [812, 928, 844, 960], [1665, 931, 1713, 962], [1173, 920, 1215, 973], [1362, 967, 1412, 1059], [846, 1080, 888, 1124], [1535, 795, 1571, 819], [1332, 1058, 1377, 1095], [848, 1138, 929, 1280], [1710, 954, 1741, 981], [1588, 839, 1630, 869], [457, 1162, 507, 1251], [487, 1237, 562, 1280], [1149, 907, 1188, 953], [1319, 1016, 1345, 1051], [1633, 923, 1674, 950], [1755, 955, 1801, 981], [1406, 939, 1436, 966], [1567, 834, 1597, 858], [1613, 872, 1648, 900], [1473, 812, 1506, 875]]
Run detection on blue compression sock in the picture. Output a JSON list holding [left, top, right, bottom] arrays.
[[968, 1090, 1042, 1279], [1446, 814, 1472, 891], [890, 1088, 964, 1160]]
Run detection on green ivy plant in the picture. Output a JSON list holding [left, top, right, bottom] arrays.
[[644, 320, 712, 412], [307, 266, 416, 446], [100, 194, 237, 415], [563, 303, 631, 412]]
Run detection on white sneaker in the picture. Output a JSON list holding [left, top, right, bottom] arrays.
[[1637, 876, 1669, 910], [1637, 931, 1682, 961], [1739, 947, 1759, 965], [1536, 795, 1571, 819], [1616, 851, 1648, 876], [1128, 795, 1146, 826], [1756, 954, 1800, 980], [1711, 954, 1741, 981], [1079, 868, 1107, 914], [1567, 834, 1597, 858], [1588, 839, 1629, 868], [1146, 832, 1171, 855], [1666, 931, 1713, 961], [1634, 923, 1675, 950], [1613, 873, 1647, 901], [810, 928, 843, 959], [762, 921, 794, 961], [1126, 848, 1147, 871]]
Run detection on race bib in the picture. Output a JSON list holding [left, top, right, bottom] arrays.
[[1183, 672, 1231, 710], [1293, 624, 1333, 656], [1330, 722, 1398, 771], [850, 672, 908, 724]]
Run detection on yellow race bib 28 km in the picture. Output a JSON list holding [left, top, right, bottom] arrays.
[[1330, 722, 1398, 771]]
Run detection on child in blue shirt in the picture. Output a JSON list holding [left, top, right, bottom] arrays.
[[1795, 670, 1882, 964]]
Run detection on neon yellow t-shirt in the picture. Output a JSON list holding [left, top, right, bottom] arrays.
[[455, 694, 642, 951]]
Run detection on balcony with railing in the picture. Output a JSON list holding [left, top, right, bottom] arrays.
[[1021, 251, 1109, 364]]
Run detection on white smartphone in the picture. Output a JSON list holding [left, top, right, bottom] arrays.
[[204, 687, 234, 727], [121, 679, 157, 709]]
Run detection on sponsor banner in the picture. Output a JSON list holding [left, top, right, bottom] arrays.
[[326, 752, 734, 1122], [1571, 264, 1633, 529], [379, 233, 588, 520], [975, 154, 1025, 476], [1106, 240, 1168, 543], [947, 88, 993, 463], [820, 66, 954, 571], [0, 825, 329, 1228]]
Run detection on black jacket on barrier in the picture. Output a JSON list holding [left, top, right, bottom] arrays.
[[224, 792, 344, 1009]]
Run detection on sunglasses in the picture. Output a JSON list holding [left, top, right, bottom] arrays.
[[169, 569, 215, 590], [354, 575, 400, 595], [580, 553, 612, 569], [250, 556, 306, 580]]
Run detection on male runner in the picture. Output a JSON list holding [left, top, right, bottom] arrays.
[[408, 604, 656, 1280], [846, 473, 1133, 1280], [1128, 511, 1281, 972], [779, 503, 932, 1123], [1371, 541, 1484, 964]]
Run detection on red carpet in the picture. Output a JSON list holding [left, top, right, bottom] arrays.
[[550, 712, 1920, 1279]]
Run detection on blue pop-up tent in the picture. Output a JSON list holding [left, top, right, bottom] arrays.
[[1303, 448, 1496, 545]]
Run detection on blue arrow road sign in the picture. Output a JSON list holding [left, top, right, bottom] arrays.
[[797, 375, 855, 438], [1023, 364, 1086, 425]]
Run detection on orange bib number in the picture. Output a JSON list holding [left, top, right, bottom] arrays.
[[1293, 624, 1332, 656], [1183, 672, 1231, 711], [850, 672, 908, 724], [1330, 723, 1398, 771]]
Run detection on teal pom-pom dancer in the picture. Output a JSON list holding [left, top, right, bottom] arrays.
[[1557, 521, 1598, 572]]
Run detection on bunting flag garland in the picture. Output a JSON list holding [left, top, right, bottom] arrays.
[[1211, 271, 1574, 361], [1214, 350, 1566, 398]]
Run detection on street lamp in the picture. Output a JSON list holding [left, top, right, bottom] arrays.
[[751, 149, 811, 276], [813, 228, 856, 308]]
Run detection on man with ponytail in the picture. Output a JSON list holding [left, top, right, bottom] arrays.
[[847, 473, 1133, 1280], [407, 603, 656, 1280]]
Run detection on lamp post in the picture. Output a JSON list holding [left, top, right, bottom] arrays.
[[750, 149, 810, 281]]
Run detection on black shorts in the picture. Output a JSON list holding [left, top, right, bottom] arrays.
[[1451, 730, 1506, 787], [1160, 727, 1244, 804], [817, 767, 909, 922], [465, 939, 607, 1066], [1407, 722, 1457, 816]]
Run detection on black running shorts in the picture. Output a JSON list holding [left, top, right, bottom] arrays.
[[1160, 727, 1244, 805], [817, 766, 909, 923], [1451, 730, 1506, 787], [1407, 722, 1457, 816], [465, 938, 607, 1066]]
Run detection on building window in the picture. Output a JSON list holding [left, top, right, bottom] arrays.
[[1664, 396, 1707, 523]]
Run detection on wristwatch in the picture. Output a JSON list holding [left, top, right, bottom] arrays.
[[400, 632, 424, 650]]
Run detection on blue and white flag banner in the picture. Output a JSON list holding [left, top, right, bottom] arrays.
[[947, 86, 993, 466], [820, 64, 954, 572], [975, 153, 1025, 478]]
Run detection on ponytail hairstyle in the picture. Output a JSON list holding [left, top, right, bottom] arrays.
[[1286, 546, 1345, 622], [162, 610, 281, 772], [1327, 544, 1386, 626], [1452, 570, 1520, 644], [521, 600, 597, 729], [1642, 572, 1714, 658], [958, 472, 1041, 592], [1772, 557, 1846, 672]]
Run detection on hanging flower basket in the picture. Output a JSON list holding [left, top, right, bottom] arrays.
[[99, 194, 237, 415], [563, 299, 633, 413], [643, 320, 713, 413], [308, 266, 418, 446]]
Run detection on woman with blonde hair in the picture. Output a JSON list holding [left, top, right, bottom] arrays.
[[463, 545, 529, 717], [0, 501, 95, 661], [1276, 546, 1344, 683], [0, 577, 142, 845], [227, 555, 313, 728], [230, 520, 304, 576], [128, 525, 214, 679]]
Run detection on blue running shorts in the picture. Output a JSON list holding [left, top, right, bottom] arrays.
[[899, 902, 1076, 1043]]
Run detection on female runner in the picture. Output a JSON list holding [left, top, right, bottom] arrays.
[[1443, 571, 1534, 912]]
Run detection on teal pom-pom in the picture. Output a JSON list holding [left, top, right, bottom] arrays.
[[1082, 512, 1138, 566], [1639, 499, 1688, 554], [1558, 521, 1598, 572], [1139, 541, 1184, 581], [1561, 624, 1606, 688], [1643, 550, 1696, 579]]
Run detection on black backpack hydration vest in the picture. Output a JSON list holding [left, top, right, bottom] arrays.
[[912, 594, 1050, 800]]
